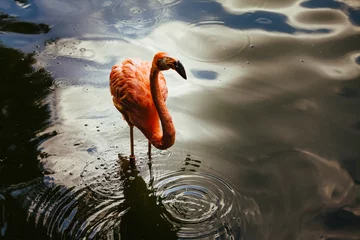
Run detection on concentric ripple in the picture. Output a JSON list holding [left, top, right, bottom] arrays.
[[155, 171, 244, 239], [80, 144, 187, 199], [98, 0, 171, 35], [52, 78, 72, 89], [156, 0, 182, 7], [179, 21, 250, 62], [42, 39, 95, 60], [80, 153, 124, 199]]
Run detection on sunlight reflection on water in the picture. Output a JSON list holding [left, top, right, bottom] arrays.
[[178, 21, 250, 62]]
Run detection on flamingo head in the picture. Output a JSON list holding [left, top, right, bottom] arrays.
[[153, 52, 187, 80]]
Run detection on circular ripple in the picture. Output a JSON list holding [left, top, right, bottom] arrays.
[[157, 0, 182, 7], [53, 78, 72, 89], [155, 171, 243, 239], [79, 48, 96, 59], [255, 17, 272, 24], [82, 85, 94, 93], [80, 143, 179, 199], [179, 21, 250, 62], [99, 0, 171, 35], [43, 39, 95, 60], [81, 155, 124, 199], [94, 104, 110, 113]]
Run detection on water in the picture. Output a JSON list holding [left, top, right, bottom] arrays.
[[1, 0, 360, 239]]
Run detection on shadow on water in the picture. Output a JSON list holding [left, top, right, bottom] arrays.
[[0, 18, 54, 238], [0, 155, 180, 240], [0, 13, 50, 34], [116, 156, 179, 240], [0, 44, 54, 185], [1, 149, 247, 239], [0, 9, 53, 186], [0, 156, 179, 240]]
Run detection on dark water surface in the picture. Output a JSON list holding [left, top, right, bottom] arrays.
[[1, 0, 360, 239]]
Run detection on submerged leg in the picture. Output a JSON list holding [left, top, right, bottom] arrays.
[[148, 141, 152, 160], [129, 125, 135, 164]]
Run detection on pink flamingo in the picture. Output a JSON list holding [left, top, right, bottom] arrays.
[[109, 52, 187, 164]]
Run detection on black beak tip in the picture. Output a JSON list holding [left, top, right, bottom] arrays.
[[183, 73, 187, 80], [175, 60, 187, 80]]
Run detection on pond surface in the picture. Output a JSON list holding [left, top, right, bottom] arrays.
[[1, 0, 360, 239]]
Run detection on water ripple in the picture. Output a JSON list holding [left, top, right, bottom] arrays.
[[52, 78, 72, 89], [255, 17, 272, 24], [157, 0, 183, 7], [14, 0, 31, 9], [95, 0, 172, 36], [5, 150, 263, 239], [154, 171, 246, 239], [81, 156, 124, 199], [43, 39, 96, 60], [179, 21, 250, 62]]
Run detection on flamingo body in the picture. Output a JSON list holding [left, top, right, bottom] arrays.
[[109, 52, 186, 162], [110, 58, 168, 143]]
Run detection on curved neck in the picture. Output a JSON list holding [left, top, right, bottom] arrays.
[[149, 67, 175, 150]]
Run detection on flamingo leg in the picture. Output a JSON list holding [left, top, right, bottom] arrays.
[[148, 157, 153, 189], [148, 141, 152, 159], [129, 125, 135, 164]]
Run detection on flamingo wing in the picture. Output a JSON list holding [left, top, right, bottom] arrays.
[[109, 58, 167, 138]]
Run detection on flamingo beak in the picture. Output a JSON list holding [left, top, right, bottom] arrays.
[[174, 60, 187, 80]]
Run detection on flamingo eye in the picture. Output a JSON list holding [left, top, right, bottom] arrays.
[[156, 58, 168, 70]]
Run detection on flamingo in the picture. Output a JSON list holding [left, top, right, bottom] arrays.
[[109, 52, 187, 164]]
